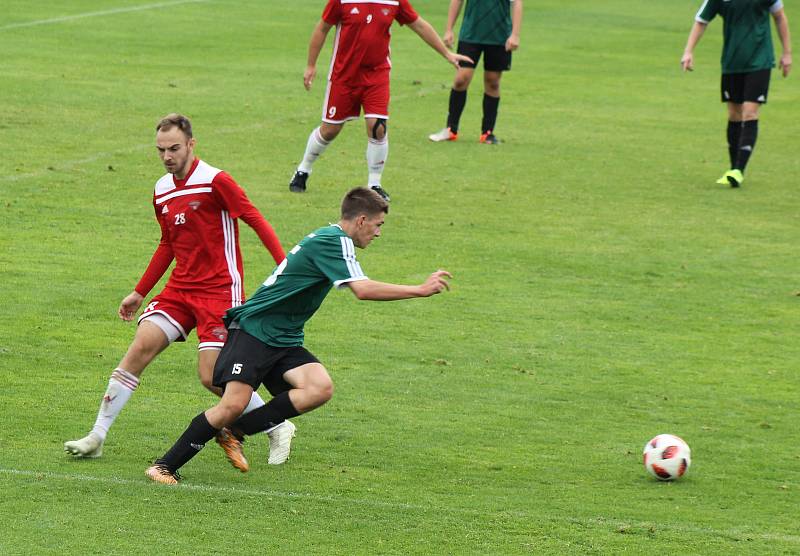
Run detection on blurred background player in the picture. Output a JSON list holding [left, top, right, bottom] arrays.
[[681, 0, 791, 187], [145, 187, 452, 484], [429, 0, 523, 145], [64, 114, 286, 468], [288, 0, 473, 202]]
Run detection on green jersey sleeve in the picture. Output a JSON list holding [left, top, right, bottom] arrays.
[[696, 0, 720, 23], [313, 233, 368, 288]]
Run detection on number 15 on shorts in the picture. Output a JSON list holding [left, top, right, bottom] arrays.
[[232, 363, 243, 375]]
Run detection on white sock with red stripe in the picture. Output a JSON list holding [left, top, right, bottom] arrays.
[[90, 368, 139, 441], [298, 127, 330, 173], [366, 136, 388, 187]]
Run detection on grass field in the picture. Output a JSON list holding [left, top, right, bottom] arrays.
[[2, 0, 800, 553]]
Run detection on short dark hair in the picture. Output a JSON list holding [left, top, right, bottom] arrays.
[[156, 113, 193, 139], [341, 187, 389, 220]]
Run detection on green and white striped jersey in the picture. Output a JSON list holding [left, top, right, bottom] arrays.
[[226, 224, 367, 347]]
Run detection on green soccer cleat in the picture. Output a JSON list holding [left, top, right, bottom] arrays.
[[724, 169, 744, 188]]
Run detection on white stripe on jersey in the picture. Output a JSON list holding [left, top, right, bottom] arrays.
[[155, 186, 212, 205], [695, 0, 711, 23], [339, 236, 365, 279], [341, 0, 399, 4], [327, 24, 342, 83], [221, 210, 243, 307]]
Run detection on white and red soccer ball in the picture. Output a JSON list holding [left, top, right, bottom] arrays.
[[643, 434, 691, 481]]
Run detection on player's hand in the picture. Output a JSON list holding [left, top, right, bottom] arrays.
[[419, 270, 452, 297], [446, 52, 473, 69], [443, 29, 455, 49], [681, 52, 694, 72], [505, 34, 520, 52], [303, 65, 317, 91], [780, 53, 792, 77], [118, 291, 144, 321]]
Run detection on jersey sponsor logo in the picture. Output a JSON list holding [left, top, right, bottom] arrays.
[[350, 6, 359, 13], [188, 200, 202, 211], [161, 204, 169, 214]]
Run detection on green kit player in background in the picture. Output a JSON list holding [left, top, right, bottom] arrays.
[[681, 0, 791, 188], [146, 187, 452, 484], [429, 0, 523, 144]]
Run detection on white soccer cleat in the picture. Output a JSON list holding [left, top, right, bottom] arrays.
[[64, 432, 104, 458], [428, 127, 457, 142], [267, 420, 296, 465]]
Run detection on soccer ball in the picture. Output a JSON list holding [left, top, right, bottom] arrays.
[[642, 434, 691, 481]]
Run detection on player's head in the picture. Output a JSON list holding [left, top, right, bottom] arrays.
[[340, 187, 389, 249], [155, 113, 196, 178]]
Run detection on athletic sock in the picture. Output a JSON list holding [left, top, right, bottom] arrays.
[[481, 94, 500, 135], [232, 391, 300, 436], [447, 89, 467, 133], [734, 119, 758, 172], [241, 390, 266, 415], [157, 412, 219, 472], [90, 368, 139, 441], [298, 127, 330, 174], [366, 136, 388, 187], [727, 120, 743, 168]]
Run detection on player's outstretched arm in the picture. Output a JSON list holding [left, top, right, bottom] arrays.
[[772, 8, 792, 77], [304, 20, 333, 90], [347, 270, 452, 301], [505, 0, 523, 52], [443, 0, 464, 48], [408, 17, 473, 69], [681, 21, 707, 72]]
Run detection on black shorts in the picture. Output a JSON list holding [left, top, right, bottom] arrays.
[[721, 69, 771, 104], [457, 41, 512, 72], [212, 328, 320, 395]]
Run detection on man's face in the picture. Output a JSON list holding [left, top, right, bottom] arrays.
[[352, 212, 385, 248], [156, 127, 195, 177]]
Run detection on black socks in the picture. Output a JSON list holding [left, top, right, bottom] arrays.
[[482, 94, 500, 134], [233, 391, 300, 436], [157, 412, 218, 472], [447, 89, 467, 133], [734, 120, 758, 172]]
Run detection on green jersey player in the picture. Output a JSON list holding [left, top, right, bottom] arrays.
[[681, 0, 792, 187], [146, 187, 452, 484]]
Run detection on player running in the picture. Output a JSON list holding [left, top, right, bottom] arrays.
[[146, 187, 451, 484], [64, 114, 286, 467], [288, 0, 473, 201]]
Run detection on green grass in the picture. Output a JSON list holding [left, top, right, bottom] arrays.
[[2, 0, 799, 553]]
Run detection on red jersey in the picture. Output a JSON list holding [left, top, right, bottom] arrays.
[[134, 159, 285, 305], [322, 0, 419, 85]]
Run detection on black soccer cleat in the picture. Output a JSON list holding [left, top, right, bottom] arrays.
[[289, 171, 309, 193], [370, 184, 391, 202]]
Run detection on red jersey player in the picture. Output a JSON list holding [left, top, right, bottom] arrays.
[[65, 114, 285, 469], [288, 0, 473, 201]]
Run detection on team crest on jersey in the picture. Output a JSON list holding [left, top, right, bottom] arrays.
[[350, 6, 359, 14], [161, 204, 169, 214], [382, 8, 389, 15], [188, 200, 201, 211]]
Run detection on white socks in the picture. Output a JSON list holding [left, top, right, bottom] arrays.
[[91, 368, 139, 441], [366, 136, 388, 187], [242, 390, 266, 415], [298, 127, 330, 173]]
